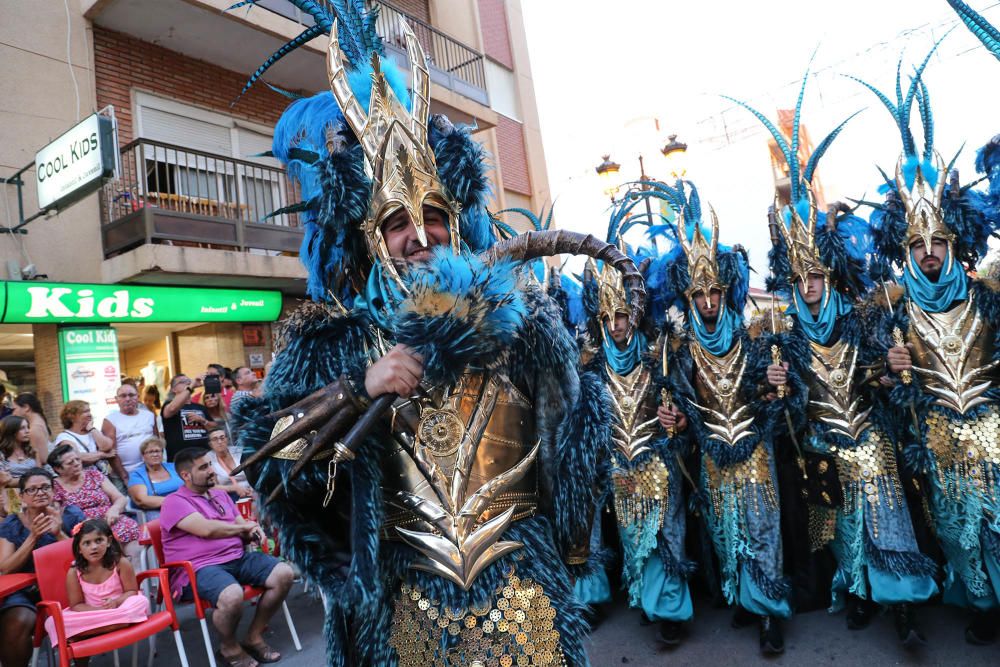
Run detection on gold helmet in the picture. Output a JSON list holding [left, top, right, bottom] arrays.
[[772, 186, 831, 290], [896, 151, 954, 254], [677, 205, 725, 306], [327, 17, 461, 287], [585, 240, 630, 325]]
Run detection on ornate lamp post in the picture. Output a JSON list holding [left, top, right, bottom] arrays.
[[661, 134, 689, 180], [596, 134, 688, 232], [595, 155, 622, 203]]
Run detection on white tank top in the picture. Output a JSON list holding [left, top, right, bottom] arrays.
[[103, 410, 156, 473]]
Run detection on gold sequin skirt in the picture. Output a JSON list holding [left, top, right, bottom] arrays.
[[703, 444, 778, 518], [611, 454, 670, 536], [388, 567, 567, 667], [925, 404, 1000, 504]]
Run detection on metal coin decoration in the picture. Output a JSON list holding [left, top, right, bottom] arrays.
[[417, 408, 465, 456]]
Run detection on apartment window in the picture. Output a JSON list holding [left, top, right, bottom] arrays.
[[134, 94, 286, 226]]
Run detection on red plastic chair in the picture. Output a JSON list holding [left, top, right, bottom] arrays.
[[30, 539, 189, 667], [145, 519, 301, 667], [0, 572, 37, 600]]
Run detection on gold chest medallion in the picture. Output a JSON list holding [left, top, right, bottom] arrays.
[[381, 372, 539, 590], [690, 340, 755, 447], [908, 295, 1000, 415], [807, 339, 872, 441]]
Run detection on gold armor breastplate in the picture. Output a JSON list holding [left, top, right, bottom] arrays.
[[607, 363, 659, 461], [380, 371, 538, 590], [689, 340, 755, 447], [807, 338, 872, 441], [907, 294, 1000, 415]]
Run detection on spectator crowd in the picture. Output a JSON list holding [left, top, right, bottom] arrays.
[[0, 363, 289, 667]]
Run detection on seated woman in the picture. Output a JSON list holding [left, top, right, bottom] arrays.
[[127, 437, 183, 520], [0, 468, 86, 667], [47, 445, 141, 567], [206, 428, 252, 499], [0, 416, 46, 514], [54, 400, 125, 491], [43, 518, 149, 654]]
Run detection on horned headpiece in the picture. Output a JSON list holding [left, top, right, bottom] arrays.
[[327, 18, 461, 286]]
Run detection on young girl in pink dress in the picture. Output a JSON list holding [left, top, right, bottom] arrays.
[[44, 518, 149, 652]]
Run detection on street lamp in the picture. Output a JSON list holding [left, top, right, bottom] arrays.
[[595, 155, 622, 202], [661, 134, 688, 180], [597, 133, 686, 232]]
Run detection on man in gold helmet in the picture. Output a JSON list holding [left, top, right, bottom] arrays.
[[650, 181, 793, 656], [227, 4, 646, 665], [575, 230, 692, 646], [860, 63, 1000, 645]]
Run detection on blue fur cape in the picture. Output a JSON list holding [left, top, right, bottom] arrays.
[[232, 266, 611, 666]]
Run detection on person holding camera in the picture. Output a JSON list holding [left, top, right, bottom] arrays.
[[192, 364, 234, 410], [161, 374, 217, 461]]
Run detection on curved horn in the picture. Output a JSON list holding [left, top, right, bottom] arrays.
[[484, 230, 646, 334]]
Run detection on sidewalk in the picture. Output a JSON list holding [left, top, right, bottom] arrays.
[[36, 585, 1000, 666]]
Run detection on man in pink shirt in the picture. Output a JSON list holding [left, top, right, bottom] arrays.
[[160, 448, 292, 666]]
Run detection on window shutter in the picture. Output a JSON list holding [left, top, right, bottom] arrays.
[[138, 106, 232, 156], [236, 128, 279, 167]]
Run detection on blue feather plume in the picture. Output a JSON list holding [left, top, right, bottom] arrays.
[[947, 0, 1000, 61], [232, 0, 385, 100]]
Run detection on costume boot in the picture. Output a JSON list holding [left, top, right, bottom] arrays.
[[846, 594, 875, 630], [965, 610, 999, 645], [893, 604, 926, 648], [759, 616, 784, 655], [658, 620, 684, 647]]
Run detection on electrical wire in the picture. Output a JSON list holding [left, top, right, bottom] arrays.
[[64, 0, 81, 122]]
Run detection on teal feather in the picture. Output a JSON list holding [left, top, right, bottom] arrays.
[[723, 96, 794, 173], [947, 0, 1000, 61], [233, 24, 325, 104], [916, 77, 934, 161], [803, 109, 864, 184], [790, 53, 818, 201], [843, 75, 899, 120]]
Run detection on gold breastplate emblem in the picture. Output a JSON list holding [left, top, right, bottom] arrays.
[[908, 295, 1000, 415], [807, 339, 872, 441], [690, 340, 755, 446], [382, 372, 539, 590], [607, 363, 659, 461]]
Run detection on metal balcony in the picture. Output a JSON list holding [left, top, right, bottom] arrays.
[[99, 139, 304, 258], [257, 0, 489, 105]]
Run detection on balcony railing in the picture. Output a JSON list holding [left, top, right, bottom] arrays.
[[99, 139, 304, 257], [256, 0, 489, 105]]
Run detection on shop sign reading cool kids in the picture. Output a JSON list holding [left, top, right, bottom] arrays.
[[0, 282, 282, 323]]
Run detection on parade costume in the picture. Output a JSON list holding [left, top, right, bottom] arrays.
[[575, 197, 695, 637], [857, 50, 1000, 640], [227, 3, 648, 665], [733, 72, 938, 642], [645, 181, 793, 653]]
